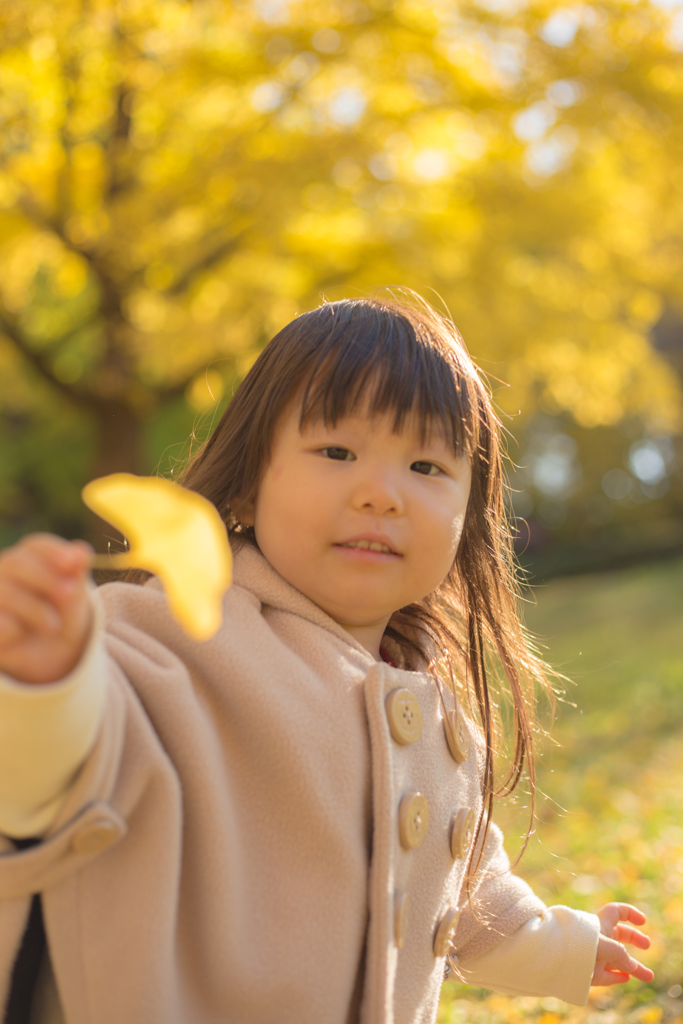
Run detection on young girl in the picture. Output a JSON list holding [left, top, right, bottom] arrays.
[[0, 296, 652, 1024]]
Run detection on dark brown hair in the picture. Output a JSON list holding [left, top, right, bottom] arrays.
[[132, 292, 553, 883]]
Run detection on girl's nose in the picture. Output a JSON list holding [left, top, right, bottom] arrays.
[[351, 474, 403, 516]]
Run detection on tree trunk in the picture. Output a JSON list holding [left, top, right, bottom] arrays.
[[84, 398, 146, 553]]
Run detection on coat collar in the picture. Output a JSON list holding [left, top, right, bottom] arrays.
[[231, 541, 376, 665], [230, 541, 436, 674]]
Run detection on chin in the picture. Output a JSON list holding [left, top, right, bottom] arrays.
[[329, 606, 395, 627]]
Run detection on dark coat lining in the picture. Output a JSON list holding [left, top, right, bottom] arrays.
[[3, 840, 45, 1024]]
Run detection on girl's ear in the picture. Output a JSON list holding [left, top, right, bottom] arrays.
[[231, 495, 255, 527]]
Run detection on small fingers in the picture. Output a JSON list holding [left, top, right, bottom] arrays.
[[17, 533, 93, 567], [0, 538, 91, 608], [598, 903, 647, 932], [595, 936, 654, 987], [0, 578, 61, 635], [597, 936, 638, 973], [600, 960, 655, 984], [12, 536, 92, 586], [0, 608, 23, 645], [613, 922, 652, 951], [593, 967, 631, 987], [631, 963, 655, 983], [615, 904, 647, 926]]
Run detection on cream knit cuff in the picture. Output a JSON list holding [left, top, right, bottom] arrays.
[[451, 905, 600, 1005]]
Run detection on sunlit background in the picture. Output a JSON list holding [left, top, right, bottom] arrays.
[[0, 0, 682, 1020]]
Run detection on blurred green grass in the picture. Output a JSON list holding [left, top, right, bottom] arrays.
[[439, 556, 683, 1024]]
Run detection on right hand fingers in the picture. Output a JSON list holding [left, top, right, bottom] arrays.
[[0, 535, 92, 604], [0, 608, 22, 646], [0, 578, 62, 636], [0, 535, 94, 684], [7, 533, 93, 572], [0, 536, 93, 641]]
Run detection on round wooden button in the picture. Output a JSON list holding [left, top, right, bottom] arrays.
[[398, 792, 429, 850], [385, 688, 423, 745], [434, 906, 460, 957], [451, 807, 475, 860], [444, 710, 470, 763], [394, 891, 410, 948]]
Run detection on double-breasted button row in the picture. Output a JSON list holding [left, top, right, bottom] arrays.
[[385, 687, 470, 766], [384, 687, 470, 958], [396, 795, 474, 860]]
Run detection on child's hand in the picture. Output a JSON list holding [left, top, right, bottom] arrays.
[[591, 903, 654, 987], [0, 534, 94, 685]]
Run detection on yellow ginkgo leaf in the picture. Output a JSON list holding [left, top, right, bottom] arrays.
[[82, 473, 232, 641]]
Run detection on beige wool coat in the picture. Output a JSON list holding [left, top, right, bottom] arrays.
[[0, 544, 573, 1024]]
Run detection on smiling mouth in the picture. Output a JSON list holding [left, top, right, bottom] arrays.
[[337, 540, 398, 555]]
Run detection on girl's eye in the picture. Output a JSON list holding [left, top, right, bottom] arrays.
[[321, 446, 355, 461], [411, 460, 441, 476]]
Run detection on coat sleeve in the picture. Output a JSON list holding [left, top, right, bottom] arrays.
[[451, 821, 548, 962], [0, 595, 107, 838], [448, 905, 600, 1005]]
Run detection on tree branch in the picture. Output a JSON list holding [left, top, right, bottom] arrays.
[[105, 80, 135, 200], [166, 231, 247, 296], [17, 195, 126, 324], [0, 310, 98, 413]]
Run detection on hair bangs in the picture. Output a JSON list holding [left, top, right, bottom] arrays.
[[295, 299, 480, 457]]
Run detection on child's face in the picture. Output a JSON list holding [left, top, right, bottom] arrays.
[[239, 403, 471, 658]]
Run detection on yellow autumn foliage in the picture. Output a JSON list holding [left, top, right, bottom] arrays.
[[0, 0, 681, 541]]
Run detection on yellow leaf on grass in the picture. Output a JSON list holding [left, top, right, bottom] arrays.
[[82, 473, 232, 641]]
